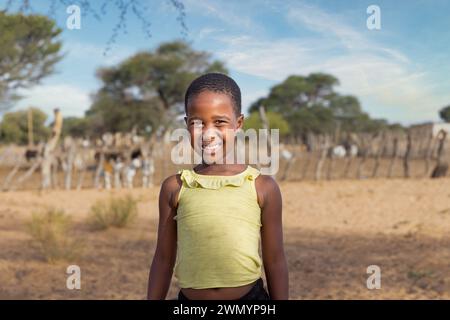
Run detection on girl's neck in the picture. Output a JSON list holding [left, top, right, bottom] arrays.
[[194, 163, 248, 176]]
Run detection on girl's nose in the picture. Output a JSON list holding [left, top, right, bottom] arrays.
[[202, 122, 214, 131], [202, 127, 221, 142]]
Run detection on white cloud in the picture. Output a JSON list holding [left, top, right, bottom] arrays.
[[184, 0, 262, 32], [15, 84, 91, 118], [210, 3, 449, 124], [286, 4, 365, 50], [195, 27, 225, 41], [63, 41, 136, 66], [216, 35, 330, 81]]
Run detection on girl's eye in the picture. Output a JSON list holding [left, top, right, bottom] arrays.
[[215, 120, 226, 125], [190, 120, 203, 127]]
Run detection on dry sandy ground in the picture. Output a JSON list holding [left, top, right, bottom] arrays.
[[0, 177, 449, 299]]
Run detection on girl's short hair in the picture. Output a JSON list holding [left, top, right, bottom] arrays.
[[184, 73, 241, 116]]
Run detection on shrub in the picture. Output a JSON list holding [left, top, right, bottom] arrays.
[[88, 194, 138, 230], [27, 208, 82, 262]]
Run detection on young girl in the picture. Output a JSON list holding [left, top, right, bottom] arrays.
[[147, 73, 289, 300]]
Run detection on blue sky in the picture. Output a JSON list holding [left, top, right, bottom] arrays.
[[3, 0, 450, 124]]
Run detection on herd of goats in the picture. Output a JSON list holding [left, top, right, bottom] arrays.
[[0, 109, 448, 191]]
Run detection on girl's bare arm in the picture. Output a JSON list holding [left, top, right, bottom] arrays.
[[147, 175, 180, 300], [257, 176, 289, 300]]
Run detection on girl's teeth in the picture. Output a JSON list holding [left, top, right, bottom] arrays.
[[203, 143, 221, 150]]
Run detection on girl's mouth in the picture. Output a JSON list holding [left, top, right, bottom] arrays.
[[202, 141, 223, 154]]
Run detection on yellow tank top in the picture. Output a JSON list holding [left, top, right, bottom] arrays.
[[174, 165, 262, 289]]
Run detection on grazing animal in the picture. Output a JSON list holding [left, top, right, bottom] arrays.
[[25, 149, 39, 162], [331, 145, 346, 158]]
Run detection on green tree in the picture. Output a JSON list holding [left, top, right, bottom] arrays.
[[329, 95, 362, 120], [0, 107, 50, 145], [86, 93, 163, 136], [249, 73, 339, 137], [243, 111, 290, 136], [249, 73, 391, 138], [346, 113, 388, 133], [62, 116, 90, 138], [289, 105, 335, 136], [0, 12, 63, 111], [250, 73, 339, 116], [439, 105, 450, 122], [87, 40, 227, 135], [328, 95, 386, 133]]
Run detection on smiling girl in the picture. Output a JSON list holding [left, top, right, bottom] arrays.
[[147, 73, 288, 300]]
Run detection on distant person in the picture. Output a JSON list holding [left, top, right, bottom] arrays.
[[147, 73, 288, 300]]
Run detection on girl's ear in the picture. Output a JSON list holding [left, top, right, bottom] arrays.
[[236, 114, 244, 129]]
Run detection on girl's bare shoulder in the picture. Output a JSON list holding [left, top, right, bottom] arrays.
[[255, 174, 280, 191], [161, 173, 182, 190], [160, 174, 183, 208], [254, 174, 281, 208]]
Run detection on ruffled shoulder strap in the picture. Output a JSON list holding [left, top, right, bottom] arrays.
[[178, 165, 260, 190]]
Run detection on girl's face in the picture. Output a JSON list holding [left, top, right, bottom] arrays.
[[185, 90, 243, 164]]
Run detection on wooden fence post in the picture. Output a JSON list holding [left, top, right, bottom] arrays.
[[387, 137, 398, 178], [424, 133, 434, 177], [372, 131, 386, 178], [403, 131, 412, 178], [41, 109, 63, 190], [431, 130, 448, 178], [315, 135, 329, 180]]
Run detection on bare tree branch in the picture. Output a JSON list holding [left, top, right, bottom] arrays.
[[2, 0, 188, 55]]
